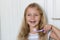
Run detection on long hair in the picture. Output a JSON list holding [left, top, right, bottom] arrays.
[[18, 3, 48, 40]]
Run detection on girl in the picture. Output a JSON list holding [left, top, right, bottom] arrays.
[[18, 3, 60, 40]]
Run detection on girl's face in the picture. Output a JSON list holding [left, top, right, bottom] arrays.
[[26, 7, 41, 27]]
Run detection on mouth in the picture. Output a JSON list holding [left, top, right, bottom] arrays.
[[29, 21, 36, 24]]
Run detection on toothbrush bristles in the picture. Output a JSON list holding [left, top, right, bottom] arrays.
[[33, 28, 44, 32], [34, 29, 44, 32]]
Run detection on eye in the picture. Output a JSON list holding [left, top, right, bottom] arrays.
[[34, 14, 39, 16], [27, 14, 31, 16], [35, 15, 38, 16]]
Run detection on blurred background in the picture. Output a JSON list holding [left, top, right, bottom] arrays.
[[0, 0, 60, 40]]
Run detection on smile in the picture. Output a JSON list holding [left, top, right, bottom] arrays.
[[29, 21, 36, 23]]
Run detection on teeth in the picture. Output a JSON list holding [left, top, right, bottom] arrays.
[[30, 21, 36, 23]]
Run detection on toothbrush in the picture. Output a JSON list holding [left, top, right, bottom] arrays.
[[33, 28, 44, 32]]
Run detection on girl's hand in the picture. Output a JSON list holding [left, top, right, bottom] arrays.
[[50, 31, 59, 40], [43, 24, 52, 33]]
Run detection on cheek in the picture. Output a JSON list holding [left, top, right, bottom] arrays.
[[26, 16, 30, 21], [35, 16, 41, 21]]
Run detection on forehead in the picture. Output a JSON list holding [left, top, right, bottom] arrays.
[[26, 7, 40, 14], [27, 7, 39, 10]]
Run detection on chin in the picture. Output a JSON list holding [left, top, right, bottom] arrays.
[[30, 24, 37, 27]]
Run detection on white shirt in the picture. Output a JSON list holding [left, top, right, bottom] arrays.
[[28, 31, 51, 40]]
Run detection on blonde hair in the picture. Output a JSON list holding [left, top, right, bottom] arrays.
[[18, 3, 48, 40]]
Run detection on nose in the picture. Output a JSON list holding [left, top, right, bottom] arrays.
[[31, 15, 35, 20]]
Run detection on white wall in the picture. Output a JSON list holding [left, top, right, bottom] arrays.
[[0, 16, 1, 40], [52, 0, 60, 29], [1, 0, 19, 40], [1, 0, 60, 40]]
